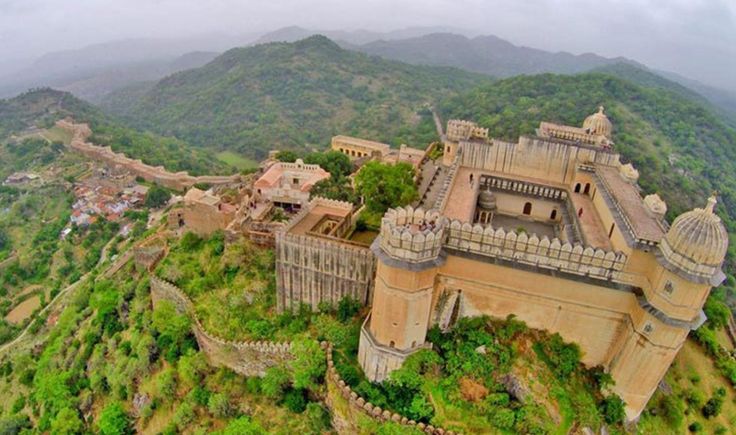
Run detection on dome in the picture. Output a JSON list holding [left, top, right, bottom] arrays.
[[477, 189, 497, 210], [657, 196, 728, 284], [583, 106, 613, 138]]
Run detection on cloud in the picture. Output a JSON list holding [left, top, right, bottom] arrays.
[[0, 0, 733, 89]]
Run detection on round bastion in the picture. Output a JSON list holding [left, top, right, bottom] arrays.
[[379, 206, 447, 264]]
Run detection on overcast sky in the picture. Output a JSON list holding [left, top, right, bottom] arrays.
[[1, 0, 734, 90]]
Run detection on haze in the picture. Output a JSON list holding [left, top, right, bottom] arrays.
[[1, 0, 734, 91]]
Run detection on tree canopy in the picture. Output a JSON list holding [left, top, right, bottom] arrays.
[[355, 161, 417, 213]]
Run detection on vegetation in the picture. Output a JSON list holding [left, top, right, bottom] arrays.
[[101, 36, 489, 159], [355, 161, 417, 213], [144, 185, 172, 208]]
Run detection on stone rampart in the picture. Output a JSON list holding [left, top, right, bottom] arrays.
[[276, 232, 376, 312], [57, 120, 240, 191], [445, 220, 629, 282], [325, 342, 455, 435], [379, 206, 447, 264], [149, 277, 293, 376]]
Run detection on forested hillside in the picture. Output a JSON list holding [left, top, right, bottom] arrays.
[[440, 73, 736, 270], [100, 36, 492, 159], [0, 89, 229, 175]]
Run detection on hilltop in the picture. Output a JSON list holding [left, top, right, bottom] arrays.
[[100, 35, 492, 159]]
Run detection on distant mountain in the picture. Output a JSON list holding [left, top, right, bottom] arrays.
[[254, 25, 474, 46], [354, 33, 640, 78], [0, 35, 254, 101], [100, 35, 492, 159]]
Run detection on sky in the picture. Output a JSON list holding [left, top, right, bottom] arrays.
[[1, 0, 734, 90]]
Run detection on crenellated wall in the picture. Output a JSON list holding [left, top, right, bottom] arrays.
[[458, 136, 620, 186], [57, 120, 240, 191], [445, 220, 629, 283], [379, 206, 447, 264], [149, 277, 293, 376]]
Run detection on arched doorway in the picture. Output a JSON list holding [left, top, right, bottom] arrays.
[[584, 183, 591, 195], [523, 202, 532, 215], [550, 209, 557, 220], [574, 183, 582, 193]]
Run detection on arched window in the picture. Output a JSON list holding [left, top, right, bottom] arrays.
[[578, 208, 584, 217], [608, 223, 615, 238], [550, 209, 557, 220], [389, 341, 395, 348], [584, 183, 591, 195], [574, 183, 582, 193], [523, 202, 532, 215]]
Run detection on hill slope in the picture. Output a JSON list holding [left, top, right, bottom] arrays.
[[100, 35, 492, 158], [439, 73, 736, 269], [0, 88, 228, 175]]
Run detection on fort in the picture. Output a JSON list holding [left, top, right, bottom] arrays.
[[276, 107, 729, 420], [56, 120, 241, 190]]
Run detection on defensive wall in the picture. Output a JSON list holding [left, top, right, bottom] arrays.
[[56, 120, 240, 191], [149, 276, 454, 433]]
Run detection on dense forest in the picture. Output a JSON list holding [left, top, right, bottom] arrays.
[[100, 36, 491, 159]]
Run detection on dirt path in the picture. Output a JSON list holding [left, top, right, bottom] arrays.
[[0, 239, 116, 356]]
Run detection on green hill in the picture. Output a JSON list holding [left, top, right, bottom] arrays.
[[100, 35, 492, 159], [0, 88, 228, 176], [439, 73, 736, 272]]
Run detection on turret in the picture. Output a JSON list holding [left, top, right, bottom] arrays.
[[358, 206, 447, 381]]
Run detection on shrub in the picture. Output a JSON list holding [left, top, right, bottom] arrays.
[[261, 366, 290, 400], [50, 407, 84, 435], [305, 402, 331, 431], [490, 408, 516, 430], [97, 402, 131, 435], [701, 389, 725, 418], [660, 395, 685, 427], [144, 185, 171, 208], [220, 416, 264, 434], [336, 297, 361, 323], [289, 339, 326, 392], [207, 393, 232, 418], [283, 388, 307, 413], [172, 400, 195, 429], [599, 395, 626, 425], [688, 421, 703, 432]]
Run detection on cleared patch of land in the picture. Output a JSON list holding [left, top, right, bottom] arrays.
[[5, 295, 41, 324], [216, 151, 258, 171]]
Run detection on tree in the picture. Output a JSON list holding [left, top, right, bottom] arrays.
[[152, 301, 192, 361], [355, 161, 417, 213], [0, 228, 9, 252], [704, 297, 730, 330], [304, 151, 352, 177], [276, 150, 298, 162], [177, 350, 208, 388], [97, 402, 131, 435], [599, 395, 626, 424], [289, 339, 326, 392], [261, 365, 290, 399], [220, 416, 264, 435], [50, 407, 84, 435], [144, 185, 171, 208]]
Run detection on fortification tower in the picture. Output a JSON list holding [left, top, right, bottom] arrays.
[[608, 195, 728, 418], [358, 206, 447, 381]]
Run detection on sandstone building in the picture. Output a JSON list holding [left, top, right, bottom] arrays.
[[254, 159, 330, 210], [169, 187, 238, 236], [277, 108, 729, 420]]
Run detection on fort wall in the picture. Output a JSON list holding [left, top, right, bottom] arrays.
[[149, 277, 293, 376], [57, 120, 240, 191], [459, 137, 620, 186]]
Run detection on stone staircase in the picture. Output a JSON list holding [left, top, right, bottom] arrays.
[[415, 162, 447, 210]]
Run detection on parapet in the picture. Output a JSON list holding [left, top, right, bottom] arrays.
[[446, 119, 489, 142], [377, 206, 447, 266]]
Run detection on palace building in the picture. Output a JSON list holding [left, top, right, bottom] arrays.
[[276, 108, 729, 420]]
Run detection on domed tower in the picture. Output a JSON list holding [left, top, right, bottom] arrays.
[[475, 188, 497, 224], [358, 206, 447, 381], [650, 195, 728, 320], [608, 195, 728, 419], [583, 106, 613, 139]]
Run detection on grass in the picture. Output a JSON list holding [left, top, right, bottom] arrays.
[[42, 126, 74, 145], [216, 151, 258, 171]]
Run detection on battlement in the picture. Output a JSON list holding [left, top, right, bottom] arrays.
[[279, 159, 324, 173], [445, 220, 629, 282], [379, 206, 447, 264], [446, 119, 489, 142]]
